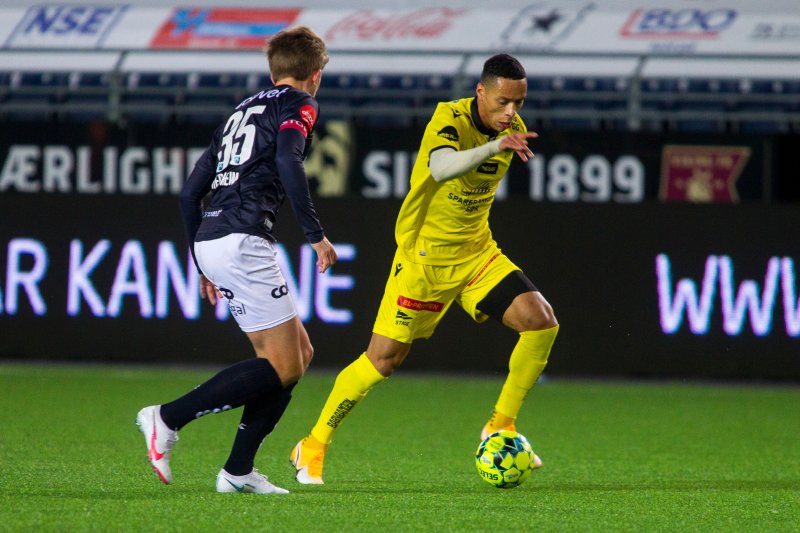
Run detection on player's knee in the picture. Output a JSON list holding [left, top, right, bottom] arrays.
[[372, 357, 400, 377], [367, 350, 406, 377], [366, 334, 411, 377], [519, 299, 558, 332], [279, 360, 305, 386]]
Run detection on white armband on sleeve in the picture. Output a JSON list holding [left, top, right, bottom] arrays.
[[428, 138, 503, 182]]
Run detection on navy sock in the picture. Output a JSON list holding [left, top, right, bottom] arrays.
[[223, 384, 295, 476], [160, 358, 281, 431]]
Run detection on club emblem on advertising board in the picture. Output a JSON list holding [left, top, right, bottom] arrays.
[[498, 3, 594, 50], [659, 145, 750, 203]]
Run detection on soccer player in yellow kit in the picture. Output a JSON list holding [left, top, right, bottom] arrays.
[[290, 54, 559, 484]]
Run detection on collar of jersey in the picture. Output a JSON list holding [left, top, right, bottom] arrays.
[[470, 98, 498, 139]]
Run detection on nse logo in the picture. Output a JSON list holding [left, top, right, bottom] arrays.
[[6, 5, 128, 48], [620, 9, 737, 39]]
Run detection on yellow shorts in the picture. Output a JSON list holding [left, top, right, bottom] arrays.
[[372, 244, 521, 343]]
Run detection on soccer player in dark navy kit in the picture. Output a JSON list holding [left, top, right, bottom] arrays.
[[136, 26, 337, 494]]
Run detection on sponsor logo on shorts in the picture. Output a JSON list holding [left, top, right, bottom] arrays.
[[395, 309, 413, 326], [271, 284, 289, 298], [437, 125, 459, 142], [397, 295, 443, 312], [228, 302, 246, 316], [218, 286, 234, 299]]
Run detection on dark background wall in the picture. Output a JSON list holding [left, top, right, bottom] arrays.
[[2, 180, 798, 380]]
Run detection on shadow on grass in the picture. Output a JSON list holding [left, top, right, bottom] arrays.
[[5, 479, 798, 500], [289, 478, 800, 494], [544, 479, 800, 492]]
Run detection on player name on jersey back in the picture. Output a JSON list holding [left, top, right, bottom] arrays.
[[236, 87, 290, 110]]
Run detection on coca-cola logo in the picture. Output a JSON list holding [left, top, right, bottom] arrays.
[[325, 8, 466, 41]]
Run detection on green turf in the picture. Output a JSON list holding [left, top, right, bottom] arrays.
[[0, 364, 798, 532]]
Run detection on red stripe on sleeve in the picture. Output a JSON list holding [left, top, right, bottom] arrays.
[[279, 119, 308, 138]]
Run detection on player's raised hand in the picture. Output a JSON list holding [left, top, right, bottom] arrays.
[[499, 131, 539, 162], [311, 236, 338, 273], [199, 274, 222, 305]]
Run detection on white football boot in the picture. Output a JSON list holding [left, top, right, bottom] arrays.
[[216, 468, 289, 494], [136, 405, 178, 484]]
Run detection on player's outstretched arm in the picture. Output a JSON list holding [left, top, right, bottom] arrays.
[[429, 131, 539, 182]]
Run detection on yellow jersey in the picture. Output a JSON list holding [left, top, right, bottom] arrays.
[[395, 97, 525, 265]]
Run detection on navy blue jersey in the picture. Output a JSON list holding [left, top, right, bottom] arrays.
[[179, 85, 324, 258]]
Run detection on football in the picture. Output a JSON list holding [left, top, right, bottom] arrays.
[[475, 430, 535, 489]]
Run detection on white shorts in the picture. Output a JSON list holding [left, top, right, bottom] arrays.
[[194, 233, 297, 332]]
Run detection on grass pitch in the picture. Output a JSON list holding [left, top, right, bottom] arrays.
[[0, 363, 798, 532]]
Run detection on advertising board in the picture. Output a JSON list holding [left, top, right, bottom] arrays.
[[1, 119, 797, 379]]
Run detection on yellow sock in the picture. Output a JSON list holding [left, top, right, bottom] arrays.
[[495, 325, 559, 420], [310, 353, 386, 445]]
